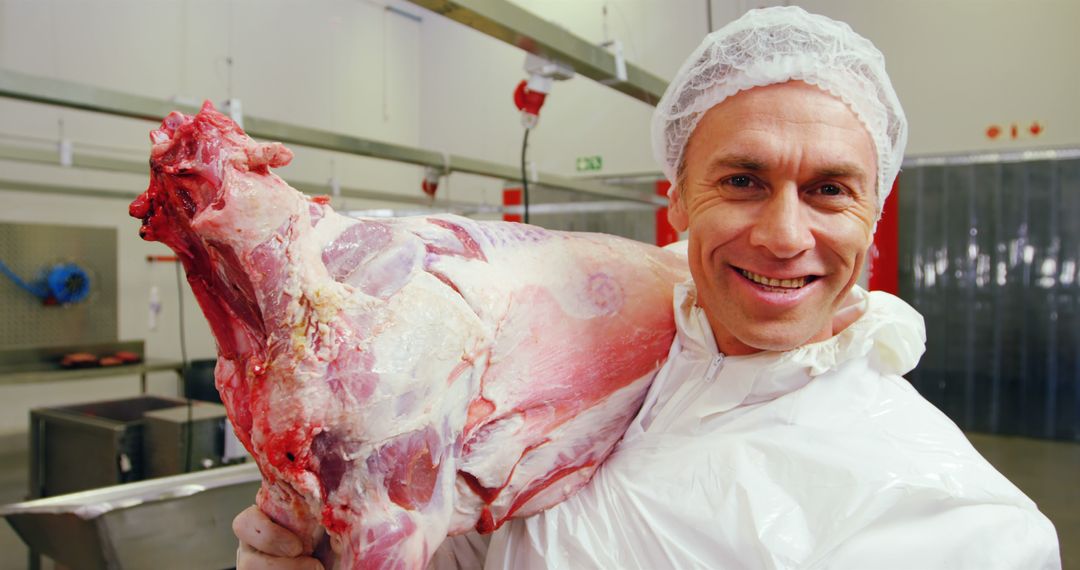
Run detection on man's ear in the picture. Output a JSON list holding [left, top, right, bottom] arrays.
[[668, 187, 689, 232]]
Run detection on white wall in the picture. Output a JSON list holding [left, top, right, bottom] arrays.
[[0, 0, 425, 191], [793, 0, 1080, 156]]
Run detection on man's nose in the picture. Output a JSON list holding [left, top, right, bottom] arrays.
[[748, 187, 815, 259]]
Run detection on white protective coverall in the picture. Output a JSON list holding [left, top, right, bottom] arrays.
[[472, 281, 1062, 569]]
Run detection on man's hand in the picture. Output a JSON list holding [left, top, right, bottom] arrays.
[[233, 505, 324, 570]]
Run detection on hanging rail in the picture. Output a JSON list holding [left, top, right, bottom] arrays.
[[0, 177, 138, 201], [0, 142, 483, 210], [0, 68, 664, 206], [0, 143, 663, 216]]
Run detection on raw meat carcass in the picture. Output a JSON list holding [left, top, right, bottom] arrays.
[[129, 102, 686, 569]]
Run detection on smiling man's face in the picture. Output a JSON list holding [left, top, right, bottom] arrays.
[[668, 81, 879, 355]]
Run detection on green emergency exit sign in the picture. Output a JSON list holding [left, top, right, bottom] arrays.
[[576, 155, 603, 172]]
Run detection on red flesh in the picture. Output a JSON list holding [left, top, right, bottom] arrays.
[[129, 102, 687, 569]]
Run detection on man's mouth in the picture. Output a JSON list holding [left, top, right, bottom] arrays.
[[736, 267, 817, 290]]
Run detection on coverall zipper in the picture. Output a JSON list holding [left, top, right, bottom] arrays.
[[705, 353, 725, 382]]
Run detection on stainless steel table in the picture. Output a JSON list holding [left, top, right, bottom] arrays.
[[1, 463, 260, 570]]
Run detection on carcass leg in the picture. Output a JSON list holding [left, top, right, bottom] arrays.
[[257, 480, 324, 555]]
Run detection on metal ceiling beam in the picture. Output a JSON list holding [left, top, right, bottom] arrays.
[[0, 171, 659, 216], [0, 69, 663, 205], [0, 143, 149, 176], [344, 199, 656, 219], [0, 143, 483, 209], [242, 114, 663, 205], [404, 0, 668, 105], [0, 142, 666, 215], [0, 69, 193, 122]]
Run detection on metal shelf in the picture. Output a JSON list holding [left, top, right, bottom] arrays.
[[0, 341, 184, 392], [0, 359, 184, 387]]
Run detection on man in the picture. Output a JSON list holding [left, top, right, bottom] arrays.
[[235, 7, 1061, 569]]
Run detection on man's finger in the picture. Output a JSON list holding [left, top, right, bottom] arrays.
[[233, 505, 305, 558], [237, 542, 323, 570]]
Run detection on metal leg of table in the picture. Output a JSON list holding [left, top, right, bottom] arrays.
[[140, 371, 147, 394], [28, 548, 40, 570], [176, 369, 185, 398]]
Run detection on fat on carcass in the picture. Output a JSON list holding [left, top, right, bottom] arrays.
[[129, 102, 687, 569]]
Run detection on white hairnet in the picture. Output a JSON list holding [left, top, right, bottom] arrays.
[[651, 6, 907, 211]]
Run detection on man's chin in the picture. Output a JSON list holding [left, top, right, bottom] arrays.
[[733, 323, 831, 354]]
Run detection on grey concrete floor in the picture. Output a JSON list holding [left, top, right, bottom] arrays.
[[968, 433, 1080, 570], [1, 433, 1077, 569]]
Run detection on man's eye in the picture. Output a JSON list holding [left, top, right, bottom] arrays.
[[725, 175, 754, 188], [816, 184, 845, 196]]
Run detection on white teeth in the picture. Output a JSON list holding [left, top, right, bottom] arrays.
[[739, 269, 807, 289]]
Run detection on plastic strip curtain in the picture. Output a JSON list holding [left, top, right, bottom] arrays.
[[898, 157, 1080, 440]]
